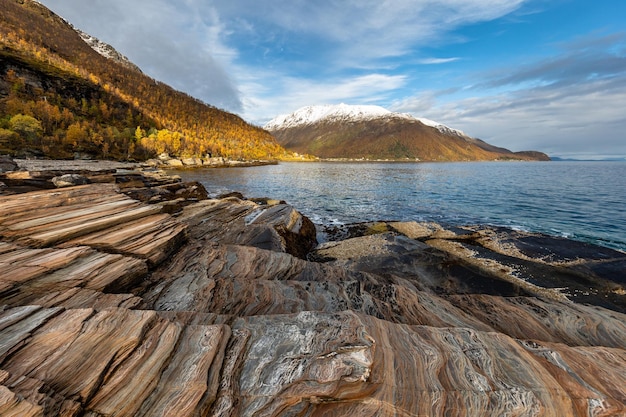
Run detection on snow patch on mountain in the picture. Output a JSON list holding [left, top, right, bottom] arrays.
[[264, 104, 467, 137], [76, 30, 142, 72], [264, 103, 409, 130], [416, 117, 467, 137], [28, 0, 141, 72]]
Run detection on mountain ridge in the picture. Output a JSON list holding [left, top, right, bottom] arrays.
[[0, 0, 286, 160], [266, 104, 550, 161], [75, 29, 143, 73], [265, 103, 467, 137]]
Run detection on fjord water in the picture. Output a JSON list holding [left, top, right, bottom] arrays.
[[173, 161, 626, 251]]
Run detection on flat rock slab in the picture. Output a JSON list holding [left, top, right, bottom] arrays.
[[316, 222, 626, 313], [0, 183, 187, 265], [14, 159, 140, 172], [0, 243, 146, 309], [1, 306, 624, 416]]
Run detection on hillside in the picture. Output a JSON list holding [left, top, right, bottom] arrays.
[[0, 0, 286, 160], [266, 104, 550, 161]]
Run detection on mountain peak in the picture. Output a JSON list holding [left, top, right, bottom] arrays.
[[264, 104, 468, 137], [264, 103, 405, 130]]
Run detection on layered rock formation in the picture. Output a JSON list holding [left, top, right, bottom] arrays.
[[0, 166, 624, 416]]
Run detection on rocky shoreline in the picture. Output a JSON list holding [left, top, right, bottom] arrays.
[[0, 158, 624, 416], [143, 154, 278, 169]]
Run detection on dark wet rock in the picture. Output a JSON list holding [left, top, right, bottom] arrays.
[[0, 156, 18, 173], [216, 191, 245, 200], [311, 232, 535, 297]]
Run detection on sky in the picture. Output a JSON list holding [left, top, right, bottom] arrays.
[[38, 0, 626, 159]]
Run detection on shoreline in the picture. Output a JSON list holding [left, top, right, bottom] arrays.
[[5, 157, 625, 253], [13, 157, 278, 171], [0, 159, 625, 415]]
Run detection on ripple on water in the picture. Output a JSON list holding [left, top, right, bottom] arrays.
[[171, 161, 626, 251]]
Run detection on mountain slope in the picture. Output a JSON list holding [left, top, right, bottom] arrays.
[[265, 104, 550, 161], [0, 0, 285, 160]]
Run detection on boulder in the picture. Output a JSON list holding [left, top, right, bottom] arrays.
[[216, 191, 245, 200], [0, 156, 18, 173], [51, 173, 90, 188], [250, 197, 286, 206], [179, 197, 317, 259], [181, 157, 203, 166], [143, 158, 162, 167], [203, 156, 226, 166], [163, 158, 184, 167], [73, 152, 96, 160], [123, 181, 208, 206]]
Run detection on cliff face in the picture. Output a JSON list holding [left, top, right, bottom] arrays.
[[0, 165, 624, 416]]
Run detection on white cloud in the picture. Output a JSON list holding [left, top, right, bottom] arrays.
[[418, 57, 461, 65], [34, 0, 626, 158], [41, 0, 242, 111], [39, 0, 532, 116], [392, 76, 626, 158], [216, 0, 527, 65], [390, 32, 626, 158], [242, 73, 407, 124]]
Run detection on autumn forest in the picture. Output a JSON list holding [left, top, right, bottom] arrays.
[[0, 0, 287, 161]]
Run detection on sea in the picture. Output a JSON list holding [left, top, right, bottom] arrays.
[[170, 161, 626, 252]]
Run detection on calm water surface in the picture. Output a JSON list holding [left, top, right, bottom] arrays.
[[172, 161, 626, 251]]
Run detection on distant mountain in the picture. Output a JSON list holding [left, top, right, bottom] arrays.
[[551, 156, 626, 162], [265, 104, 550, 161], [0, 0, 285, 160]]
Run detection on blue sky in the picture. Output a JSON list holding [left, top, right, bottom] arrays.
[[39, 0, 626, 158]]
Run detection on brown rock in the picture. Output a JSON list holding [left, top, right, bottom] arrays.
[[0, 181, 625, 416], [179, 197, 317, 258]]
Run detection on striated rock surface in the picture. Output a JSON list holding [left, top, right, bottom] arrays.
[[0, 174, 624, 416], [179, 196, 317, 258]]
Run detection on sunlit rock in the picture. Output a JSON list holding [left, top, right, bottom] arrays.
[[0, 177, 624, 416]]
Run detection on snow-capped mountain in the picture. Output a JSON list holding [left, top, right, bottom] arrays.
[[264, 104, 408, 130], [413, 117, 467, 138], [265, 104, 549, 161], [264, 104, 466, 137]]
